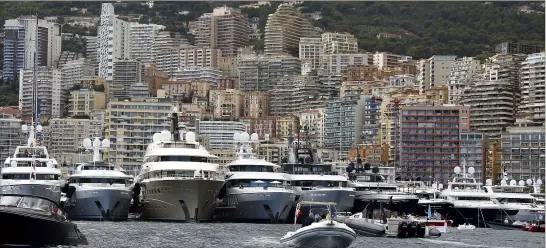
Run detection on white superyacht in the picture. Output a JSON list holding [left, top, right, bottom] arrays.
[[1, 124, 62, 203], [484, 177, 543, 222], [62, 138, 133, 221], [135, 110, 225, 222], [215, 132, 295, 223]]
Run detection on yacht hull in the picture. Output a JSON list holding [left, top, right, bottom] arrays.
[[139, 179, 224, 222], [215, 191, 295, 223], [0, 183, 61, 204], [0, 206, 87, 246], [448, 207, 498, 227], [64, 188, 132, 221]]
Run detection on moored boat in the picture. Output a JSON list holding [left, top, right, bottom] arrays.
[[0, 194, 88, 246], [280, 201, 356, 248]]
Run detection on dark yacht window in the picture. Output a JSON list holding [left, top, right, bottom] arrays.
[[228, 165, 274, 172], [2, 174, 59, 180], [293, 180, 348, 187], [74, 178, 127, 184], [148, 156, 208, 162]]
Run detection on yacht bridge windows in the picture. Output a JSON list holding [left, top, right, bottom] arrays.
[[292, 180, 348, 188], [225, 179, 289, 189], [227, 165, 277, 172], [2, 174, 60, 180], [145, 155, 209, 163]]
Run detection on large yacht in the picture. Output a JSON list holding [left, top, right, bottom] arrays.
[[282, 141, 355, 222], [215, 132, 295, 223], [483, 176, 544, 222], [62, 138, 133, 221], [431, 163, 499, 227], [345, 162, 419, 214], [134, 110, 225, 222], [1, 124, 62, 203]]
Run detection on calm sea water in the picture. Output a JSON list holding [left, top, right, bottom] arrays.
[[67, 221, 544, 248]]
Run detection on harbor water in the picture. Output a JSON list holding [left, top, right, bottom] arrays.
[[64, 221, 544, 248]]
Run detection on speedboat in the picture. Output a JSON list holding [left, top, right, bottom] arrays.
[[134, 109, 225, 222], [457, 223, 476, 230], [214, 132, 295, 223], [62, 138, 133, 221], [0, 193, 88, 246], [1, 124, 62, 204], [280, 201, 356, 248]]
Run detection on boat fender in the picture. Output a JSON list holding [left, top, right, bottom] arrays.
[[61, 183, 69, 194], [416, 222, 426, 238], [397, 222, 408, 238], [428, 228, 441, 238], [407, 222, 416, 238], [66, 186, 76, 198], [132, 183, 141, 205]]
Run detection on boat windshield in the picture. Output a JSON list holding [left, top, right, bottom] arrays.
[[227, 165, 275, 172], [497, 198, 536, 204], [69, 177, 129, 185], [226, 179, 289, 188], [4, 161, 53, 168], [15, 148, 48, 158], [146, 155, 208, 163], [2, 174, 60, 180], [0, 195, 66, 220], [292, 180, 348, 188]]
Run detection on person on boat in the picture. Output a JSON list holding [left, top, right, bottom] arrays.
[[302, 213, 315, 227]]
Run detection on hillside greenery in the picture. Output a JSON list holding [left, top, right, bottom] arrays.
[[0, 1, 544, 106]]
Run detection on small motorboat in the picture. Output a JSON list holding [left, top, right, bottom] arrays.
[[0, 194, 88, 246], [280, 201, 356, 248], [457, 223, 476, 230], [338, 212, 386, 237], [527, 221, 545, 233]]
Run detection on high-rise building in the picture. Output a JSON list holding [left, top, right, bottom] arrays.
[[298, 108, 325, 148], [325, 95, 366, 159], [69, 89, 106, 117], [49, 117, 103, 161], [519, 52, 545, 124], [299, 37, 322, 71], [319, 53, 372, 75], [98, 3, 130, 81], [268, 74, 323, 116], [61, 58, 94, 91], [243, 91, 270, 118], [399, 104, 470, 183], [495, 42, 544, 55], [447, 57, 481, 104], [129, 23, 165, 66], [238, 55, 301, 91], [83, 36, 98, 73], [19, 67, 62, 121], [196, 120, 247, 149], [321, 32, 358, 54], [417, 55, 457, 91], [460, 132, 486, 183], [172, 67, 222, 85], [155, 46, 221, 77], [106, 100, 176, 170], [501, 125, 545, 182], [191, 6, 249, 57], [372, 52, 410, 69], [462, 53, 526, 140], [264, 4, 318, 56], [3, 16, 61, 81], [360, 96, 382, 146], [111, 59, 145, 101], [209, 89, 244, 119], [0, 113, 24, 161]]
